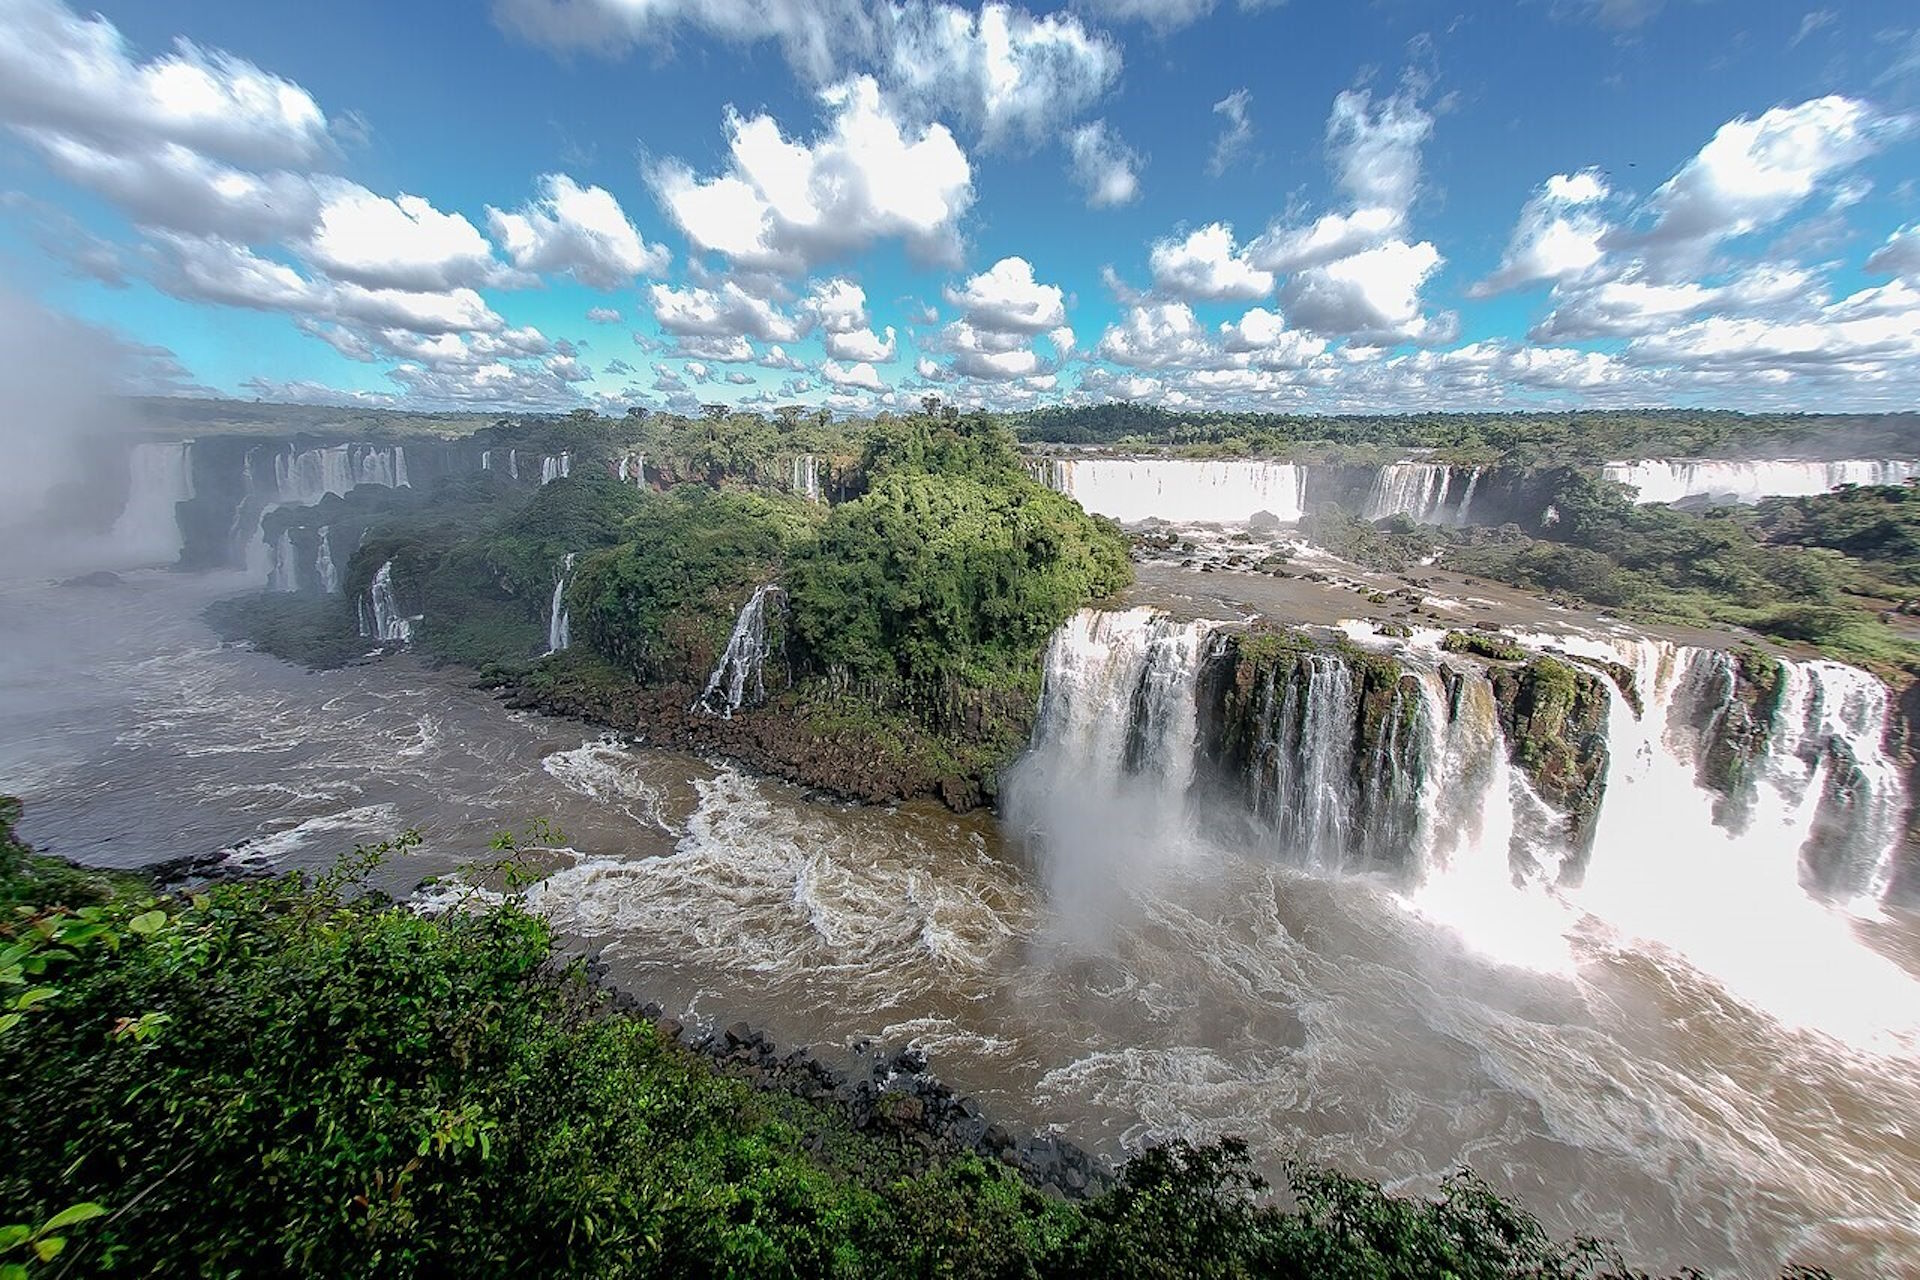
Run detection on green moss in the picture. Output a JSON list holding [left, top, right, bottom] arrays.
[[1441, 630, 1527, 662]]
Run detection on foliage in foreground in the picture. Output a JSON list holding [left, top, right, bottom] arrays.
[[0, 804, 1829, 1278]]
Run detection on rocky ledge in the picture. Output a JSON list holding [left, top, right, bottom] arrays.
[[579, 952, 1115, 1201]]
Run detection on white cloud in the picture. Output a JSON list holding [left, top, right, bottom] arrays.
[[0, 0, 331, 168], [821, 358, 887, 390], [649, 281, 803, 342], [653, 76, 972, 275], [1632, 96, 1903, 264], [1218, 307, 1327, 369], [1147, 223, 1273, 301], [1066, 120, 1142, 207], [1074, 0, 1216, 33], [758, 343, 808, 370], [1246, 207, 1400, 274], [1325, 85, 1431, 219], [305, 183, 499, 291], [1866, 223, 1920, 279], [1531, 264, 1821, 341], [825, 324, 898, 361], [1095, 302, 1212, 368], [1473, 169, 1612, 295], [488, 174, 669, 288], [802, 277, 871, 332], [29, 135, 321, 243], [1208, 88, 1252, 177], [1280, 238, 1450, 345], [936, 319, 1044, 378], [944, 256, 1067, 332], [673, 333, 758, 361], [587, 306, 623, 323], [496, 0, 1120, 149]]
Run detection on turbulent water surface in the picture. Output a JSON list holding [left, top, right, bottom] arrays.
[[5, 564, 1920, 1277]]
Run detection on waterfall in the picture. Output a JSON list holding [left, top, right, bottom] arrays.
[[268, 531, 299, 593], [541, 452, 571, 485], [315, 527, 340, 595], [695, 585, 787, 716], [481, 450, 492, 471], [547, 553, 576, 654], [509, 450, 520, 481], [1604, 459, 1920, 505], [792, 454, 820, 502], [1035, 458, 1307, 524], [358, 560, 417, 644], [1362, 463, 1482, 525], [393, 446, 410, 488], [618, 452, 646, 488], [110, 441, 195, 563]]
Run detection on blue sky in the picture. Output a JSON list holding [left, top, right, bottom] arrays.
[[2, 0, 1919, 416]]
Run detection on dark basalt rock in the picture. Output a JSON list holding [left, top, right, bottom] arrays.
[[1488, 657, 1611, 863]]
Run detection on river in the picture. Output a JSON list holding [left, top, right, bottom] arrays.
[[4, 562, 1919, 1276]]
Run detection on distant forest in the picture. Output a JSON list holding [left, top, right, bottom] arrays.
[[1010, 404, 1920, 463]]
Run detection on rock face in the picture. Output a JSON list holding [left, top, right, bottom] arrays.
[[1684, 648, 1786, 834], [1486, 657, 1611, 856]]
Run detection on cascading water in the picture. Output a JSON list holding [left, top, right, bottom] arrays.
[[1362, 463, 1483, 525], [792, 455, 820, 502], [1035, 458, 1307, 524], [541, 453, 571, 485], [110, 441, 195, 563], [268, 531, 299, 593], [695, 585, 787, 716], [315, 527, 340, 595], [508, 450, 520, 481], [1604, 459, 1920, 505], [358, 560, 417, 644], [618, 452, 646, 488], [480, 449, 493, 471], [547, 553, 576, 655]]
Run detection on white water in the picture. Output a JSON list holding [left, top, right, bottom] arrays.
[[110, 441, 195, 563], [315, 527, 340, 595], [695, 585, 787, 716], [547, 552, 575, 654], [1034, 458, 1307, 524], [618, 452, 646, 488], [272, 444, 408, 504], [1362, 463, 1482, 525], [268, 531, 298, 593], [1604, 459, 1920, 505], [358, 559, 417, 644], [792, 454, 821, 502], [541, 452, 571, 485]]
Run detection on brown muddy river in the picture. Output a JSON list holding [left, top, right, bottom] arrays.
[[4, 564, 1919, 1277]]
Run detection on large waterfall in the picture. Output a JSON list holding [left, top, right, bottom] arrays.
[[1032, 458, 1307, 524], [541, 453, 571, 485], [547, 553, 576, 655], [111, 441, 195, 563], [314, 527, 340, 595], [695, 585, 787, 717], [272, 444, 410, 504], [792, 455, 821, 502], [1011, 610, 1910, 946], [1604, 459, 1920, 505], [1361, 463, 1482, 525]]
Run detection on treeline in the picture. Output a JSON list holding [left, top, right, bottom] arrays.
[[1, 800, 1835, 1278], [1012, 405, 1920, 465]]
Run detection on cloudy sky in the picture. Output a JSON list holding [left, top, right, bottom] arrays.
[[2, 0, 1919, 416]]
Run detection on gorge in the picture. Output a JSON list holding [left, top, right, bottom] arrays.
[[8, 410, 1920, 1276]]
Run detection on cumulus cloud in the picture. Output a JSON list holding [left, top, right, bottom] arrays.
[[1473, 169, 1612, 296], [1208, 88, 1253, 177], [1629, 96, 1904, 265], [0, 0, 332, 168], [653, 76, 973, 275], [496, 0, 1119, 149], [305, 184, 499, 292], [1147, 223, 1273, 301], [944, 256, 1067, 332], [587, 306, 623, 323], [821, 358, 887, 390], [649, 281, 804, 342], [1325, 84, 1431, 220], [1280, 238, 1451, 345], [488, 174, 668, 287], [1096, 302, 1213, 368], [1066, 120, 1142, 207]]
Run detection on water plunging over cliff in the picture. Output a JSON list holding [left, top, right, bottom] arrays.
[[541, 453, 571, 485], [547, 553, 576, 655], [111, 441, 195, 563], [1015, 610, 1911, 941], [358, 560, 417, 644], [1033, 458, 1307, 524], [314, 527, 340, 595], [1603, 459, 1920, 505], [1361, 463, 1483, 525], [696, 585, 787, 717], [792, 455, 821, 502]]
